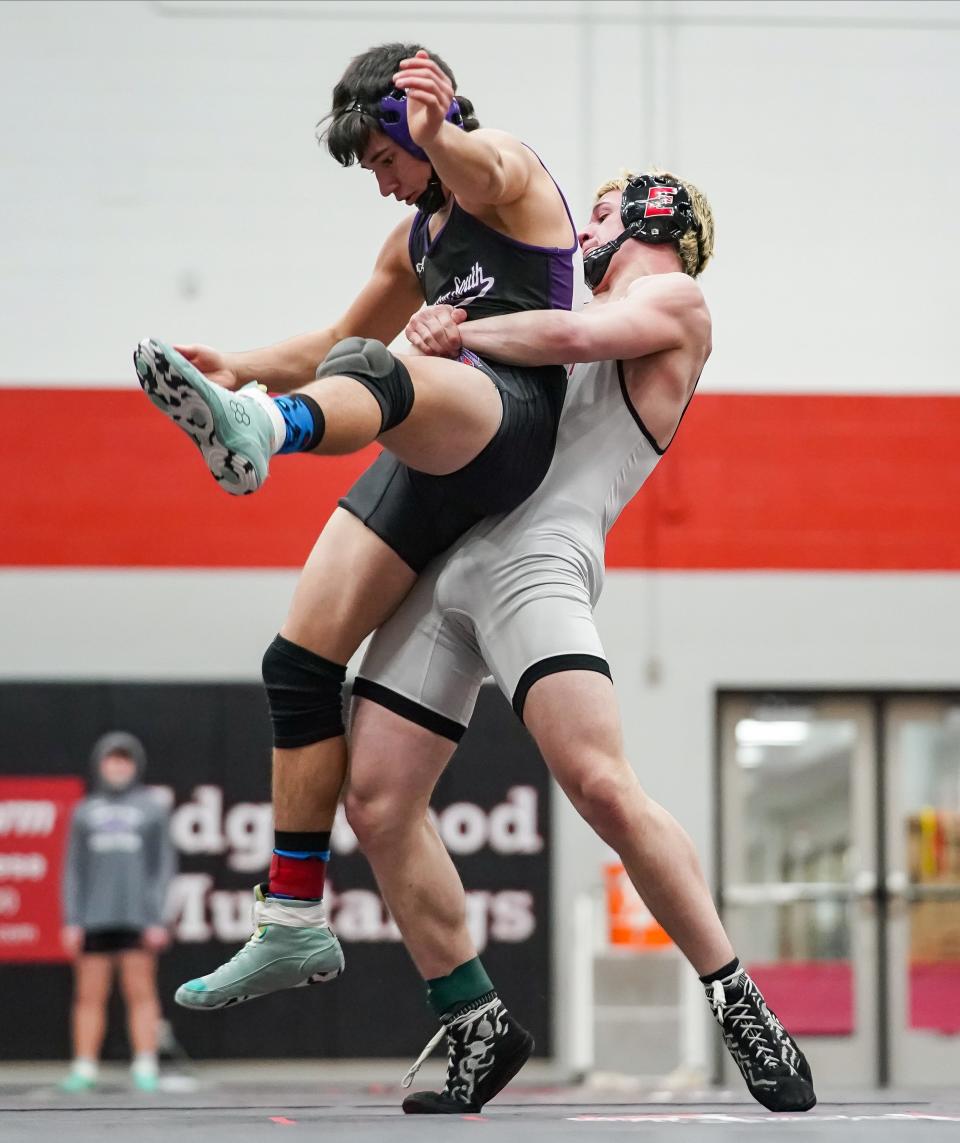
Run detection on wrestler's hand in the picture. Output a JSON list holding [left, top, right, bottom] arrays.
[[61, 925, 83, 957], [172, 343, 241, 391], [405, 304, 466, 358], [393, 51, 455, 150], [142, 926, 171, 952]]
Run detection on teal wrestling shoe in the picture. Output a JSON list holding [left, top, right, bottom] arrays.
[[175, 885, 344, 1010], [134, 338, 282, 495]]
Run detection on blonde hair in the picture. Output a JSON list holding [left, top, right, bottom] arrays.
[[593, 169, 715, 278]]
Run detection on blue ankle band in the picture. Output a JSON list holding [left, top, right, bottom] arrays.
[[273, 848, 331, 861], [275, 394, 325, 453]]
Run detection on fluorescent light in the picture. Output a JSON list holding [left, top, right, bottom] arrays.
[[736, 744, 764, 768], [735, 719, 810, 746]]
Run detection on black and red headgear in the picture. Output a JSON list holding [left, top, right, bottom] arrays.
[[583, 174, 699, 290]]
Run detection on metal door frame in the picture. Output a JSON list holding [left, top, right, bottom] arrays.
[[715, 688, 960, 1088], [716, 692, 878, 1086], [884, 696, 960, 1087]]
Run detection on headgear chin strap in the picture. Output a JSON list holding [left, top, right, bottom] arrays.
[[583, 174, 698, 290], [413, 170, 447, 215]]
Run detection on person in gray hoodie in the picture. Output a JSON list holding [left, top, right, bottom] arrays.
[[60, 732, 176, 1093]]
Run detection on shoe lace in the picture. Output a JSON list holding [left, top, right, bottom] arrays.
[[710, 980, 781, 1071], [218, 889, 280, 970], [401, 1025, 447, 1090], [220, 925, 267, 968], [400, 996, 501, 1092]]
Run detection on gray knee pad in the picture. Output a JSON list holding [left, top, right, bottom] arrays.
[[262, 634, 347, 748], [315, 337, 414, 432]]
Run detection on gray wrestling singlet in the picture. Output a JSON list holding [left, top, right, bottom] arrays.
[[354, 356, 670, 729]]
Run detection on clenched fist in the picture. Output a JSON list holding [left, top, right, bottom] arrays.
[[392, 51, 457, 151], [405, 304, 468, 358]]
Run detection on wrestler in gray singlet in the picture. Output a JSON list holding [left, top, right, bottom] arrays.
[[352, 353, 682, 732]]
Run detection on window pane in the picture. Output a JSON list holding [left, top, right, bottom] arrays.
[[899, 712, 960, 1034]]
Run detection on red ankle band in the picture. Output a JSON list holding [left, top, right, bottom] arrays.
[[268, 852, 327, 900]]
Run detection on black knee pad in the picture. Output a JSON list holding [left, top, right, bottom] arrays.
[[315, 337, 414, 432], [262, 634, 347, 748]]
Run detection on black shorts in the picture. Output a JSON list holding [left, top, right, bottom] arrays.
[[339, 355, 566, 572], [83, 928, 143, 954]]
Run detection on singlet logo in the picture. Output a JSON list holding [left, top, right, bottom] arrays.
[[434, 261, 495, 307]]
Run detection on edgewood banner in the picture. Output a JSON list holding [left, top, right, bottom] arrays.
[[0, 776, 86, 961], [0, 681, 551, 1060]]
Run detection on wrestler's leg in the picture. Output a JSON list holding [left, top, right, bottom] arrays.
[[345, 698, 533, 1115], [134, 338, 504, 493], [521, 669, 815, 1113], [176, 511, 419, 1010], [298, 349, 504, 476], [344, 699, 471, 978], [521, 669, 733, 976], [271, 510, 419, 835]]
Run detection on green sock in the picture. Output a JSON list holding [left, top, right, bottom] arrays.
[[426, 957, 495, 1019]]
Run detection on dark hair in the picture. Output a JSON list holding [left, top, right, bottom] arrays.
[[317, 42, 479, 166]]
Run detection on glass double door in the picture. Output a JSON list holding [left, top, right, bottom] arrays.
[[719, 694, 960, 1087]]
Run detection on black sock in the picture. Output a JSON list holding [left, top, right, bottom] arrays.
[[699, 956, 741, 985], [273, 830, 331, 855]]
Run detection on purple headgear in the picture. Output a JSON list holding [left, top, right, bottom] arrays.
[[376, 89, 464, 161]]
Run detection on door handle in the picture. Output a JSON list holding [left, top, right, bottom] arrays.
[[853, 871, 878, 898], [885, 870, 910, 899], [724, 882, 854, 905]]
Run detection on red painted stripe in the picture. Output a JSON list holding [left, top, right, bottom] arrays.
[[4, 390, 960, 570], [3, 389, 373, 568], [608, 393, 960, 571]]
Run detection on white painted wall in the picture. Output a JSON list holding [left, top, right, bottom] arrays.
[[2, 0, 958, 390]]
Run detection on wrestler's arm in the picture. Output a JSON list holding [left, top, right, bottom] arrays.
[[394, 53, 533, 207], [456, 275, 703, 366], [425, 126, 535, 208], [189, 216, 423, 392]]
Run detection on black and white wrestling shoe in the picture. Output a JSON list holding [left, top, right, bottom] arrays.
[[708, 965, 816, 1112], [401, 994, 534, 1114]]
